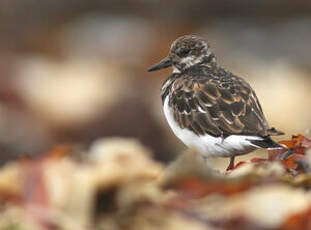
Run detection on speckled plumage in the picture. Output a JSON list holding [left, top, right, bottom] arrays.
[[161, 64, 278, 138], [149, 35, 283, 169]]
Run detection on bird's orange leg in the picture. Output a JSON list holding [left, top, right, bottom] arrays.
[[226, 156, 235, 171]]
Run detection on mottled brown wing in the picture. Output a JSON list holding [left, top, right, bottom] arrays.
[[166, 71, 271, 137]]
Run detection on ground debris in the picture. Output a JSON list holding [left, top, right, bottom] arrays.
[[1, 135, 311, 230]]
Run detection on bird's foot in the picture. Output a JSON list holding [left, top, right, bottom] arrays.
[[226, 156, 235, 171]]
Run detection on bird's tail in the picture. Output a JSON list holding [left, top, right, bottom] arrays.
[[249, 136, 283, 149], [267, 127, 284, 136]]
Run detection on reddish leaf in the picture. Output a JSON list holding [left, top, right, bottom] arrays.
[[232, 161, 247, 170], [279, 135, 305, 149], [268, 135, 311, 164], [44, 144, 73, 161], [284, 154, 305, 169], [19, 150, 65, 230], [21, 160, 49, 208], [175, 177, 253, 197], [250, 157, 267, 163], [0, 189, 21, 204], [268, 147, 288, 161], [281, 206, 311, 230]]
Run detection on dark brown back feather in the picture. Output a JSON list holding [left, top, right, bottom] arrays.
[[161, 64, 283, 137]]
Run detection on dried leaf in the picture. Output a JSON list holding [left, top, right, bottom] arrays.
[[250, 158, 267, 163], [267, 135, 311, 174], [281, 206, 311, 230], [174, 177, 253, 197]]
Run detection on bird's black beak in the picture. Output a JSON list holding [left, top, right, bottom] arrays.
[[148, 56, 172, 72]]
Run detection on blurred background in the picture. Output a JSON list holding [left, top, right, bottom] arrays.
[[0, 0, 311, 166]]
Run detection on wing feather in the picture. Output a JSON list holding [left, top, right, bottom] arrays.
[[163, 65, 283, 137]]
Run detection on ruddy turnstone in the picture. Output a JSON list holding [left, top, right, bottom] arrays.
[[148, 35, 284, 170]]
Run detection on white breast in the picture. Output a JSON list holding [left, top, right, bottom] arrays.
[[163, 97, 262, 158]]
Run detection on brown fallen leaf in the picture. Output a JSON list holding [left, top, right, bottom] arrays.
[[171, 177, 254, 198], [281, 205, 311, 230]]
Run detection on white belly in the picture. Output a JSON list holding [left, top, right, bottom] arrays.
[[163, 97, 261, 158]]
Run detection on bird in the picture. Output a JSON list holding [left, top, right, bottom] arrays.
[[148, 35, 284, 171]]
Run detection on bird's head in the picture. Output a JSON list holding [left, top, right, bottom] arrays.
[[148, 35, 216, 73]]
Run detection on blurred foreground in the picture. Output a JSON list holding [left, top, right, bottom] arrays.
[[1, 135, 311, 230]]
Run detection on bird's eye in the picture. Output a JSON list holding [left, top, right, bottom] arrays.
[[179, 49, 190, 57]]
